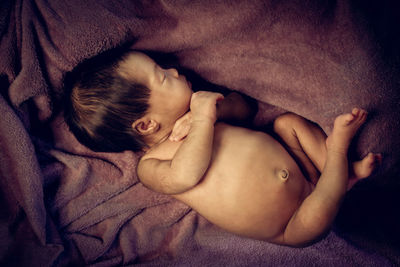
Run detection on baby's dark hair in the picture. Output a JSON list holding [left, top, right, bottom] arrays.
[[63, 48, 150, 152]]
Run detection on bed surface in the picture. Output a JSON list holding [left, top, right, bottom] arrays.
[[1, 0, 400, 266]]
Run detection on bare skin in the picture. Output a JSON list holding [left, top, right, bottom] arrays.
[[139, 106, 380, 246], [124, 52, 381, 247], [273, 111, 382, 191], [273, 108, 381, 245]]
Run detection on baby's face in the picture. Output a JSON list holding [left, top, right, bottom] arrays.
[[119, 51, 193, 129]]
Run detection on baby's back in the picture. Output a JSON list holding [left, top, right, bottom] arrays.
[[145, 123, 313, 241]]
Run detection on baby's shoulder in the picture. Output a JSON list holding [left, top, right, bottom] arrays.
[[139, 148, 161, 162]]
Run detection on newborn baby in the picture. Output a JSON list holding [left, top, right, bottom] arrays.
[[65, 51, 381, 247]]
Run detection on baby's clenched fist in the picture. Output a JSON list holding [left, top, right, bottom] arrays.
[[190, 91, 224, 123]]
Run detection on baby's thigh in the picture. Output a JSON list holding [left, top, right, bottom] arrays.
[[273, 113, 322, 184], [287, 146, 320, 185]]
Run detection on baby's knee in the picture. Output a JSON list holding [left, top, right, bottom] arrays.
[[273, 113, 304, 133]]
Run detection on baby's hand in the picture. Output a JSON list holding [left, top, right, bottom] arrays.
[[190, 91, 224, 123], [169, 112, 192, 141]]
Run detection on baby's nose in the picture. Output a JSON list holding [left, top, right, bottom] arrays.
[[167, 68, 179, 78]]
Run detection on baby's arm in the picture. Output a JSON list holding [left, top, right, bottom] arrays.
[[137, 91, 223, 195], [216, 92, 257, 126], [169, 91, 257, 142]]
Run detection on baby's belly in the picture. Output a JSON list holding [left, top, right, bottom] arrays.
[[174, 123, 313, 240]]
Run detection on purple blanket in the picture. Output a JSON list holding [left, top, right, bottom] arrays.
[[1, 0, 400, 266]]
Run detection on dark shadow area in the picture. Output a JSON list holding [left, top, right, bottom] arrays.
[[333, 2, 400, 264], [350, 0, 400, 68], [335, 176, 400, 265], [0, 75, 10, 103]]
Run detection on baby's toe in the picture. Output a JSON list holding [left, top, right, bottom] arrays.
[[349, 108, 367, 126], [352, 108, 360, 117], [340, 113, 356, 126]]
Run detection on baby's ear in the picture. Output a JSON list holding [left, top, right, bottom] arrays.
[[132, 118, 160, 136]]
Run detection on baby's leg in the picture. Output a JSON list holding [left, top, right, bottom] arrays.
[[273, 113, 326, 184], [273, 112, 381, 189], [278, 108, 369, 246], [348, 152, 381, 189]]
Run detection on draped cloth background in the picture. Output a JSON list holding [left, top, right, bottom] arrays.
[[1, 0, 399, 266]]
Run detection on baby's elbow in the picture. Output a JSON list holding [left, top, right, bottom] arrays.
[[167, 184, 195, 195], [280, 225, 331, 248], [162, 172, 200, 195]]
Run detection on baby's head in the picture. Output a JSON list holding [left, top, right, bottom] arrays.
[[64, 49, 193, 152]]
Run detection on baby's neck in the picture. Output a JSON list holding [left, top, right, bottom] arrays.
[[145, 128, 173, 151]]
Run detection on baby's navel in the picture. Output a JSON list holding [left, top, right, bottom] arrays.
[[278, 169, 289, 181]]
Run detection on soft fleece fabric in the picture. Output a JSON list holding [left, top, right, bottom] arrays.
[[1, 0, 399, 266]]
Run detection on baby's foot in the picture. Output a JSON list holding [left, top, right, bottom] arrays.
[[326, 108, 367, 154], [347, 152, 382, 190], [352, 152, 382, 179]]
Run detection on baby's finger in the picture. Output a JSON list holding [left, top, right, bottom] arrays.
[[169, 127, 188, 141], [174, 124, 190, 141], [169, 117, 191, 141], [169, 122, 181, 141], [215, 93, 224, 102]]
